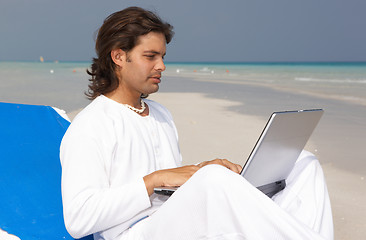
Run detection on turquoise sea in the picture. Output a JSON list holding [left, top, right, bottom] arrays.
[[1, 61, 366, 108], [164, 62, 366, 106]]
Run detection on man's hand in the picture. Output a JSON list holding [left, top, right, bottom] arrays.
[[144, 165, 200, 195], [197, 159, 242, 174]]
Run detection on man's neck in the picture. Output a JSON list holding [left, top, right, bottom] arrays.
[[105, 88, 142, 108]]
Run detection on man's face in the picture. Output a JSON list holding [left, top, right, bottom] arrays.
[[119, 32, 167, 97]]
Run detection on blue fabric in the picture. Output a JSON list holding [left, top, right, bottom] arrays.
[[0, 102, 93, 240]]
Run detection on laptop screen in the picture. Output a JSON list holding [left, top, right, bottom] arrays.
[[240, 109, 323, 188]]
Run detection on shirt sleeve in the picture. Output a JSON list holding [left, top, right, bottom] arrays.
[[60, 131, 151, 239]]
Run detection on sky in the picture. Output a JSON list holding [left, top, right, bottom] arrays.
[[0, 0, 365, 63]]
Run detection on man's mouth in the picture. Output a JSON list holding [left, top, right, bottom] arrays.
[[150, 75, 162, 83]]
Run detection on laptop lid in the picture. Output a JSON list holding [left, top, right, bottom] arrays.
[[240, 109, 323, 188]]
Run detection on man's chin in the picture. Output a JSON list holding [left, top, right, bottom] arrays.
[[144, 85, 159, 95]]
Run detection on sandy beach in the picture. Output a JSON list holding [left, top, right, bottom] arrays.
[[1, 63, 365, 239]]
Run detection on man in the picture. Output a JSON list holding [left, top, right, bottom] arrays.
[[60, 7, 333, 240]]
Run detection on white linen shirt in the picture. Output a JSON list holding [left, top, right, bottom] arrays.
[[60, 95, 182, 239]]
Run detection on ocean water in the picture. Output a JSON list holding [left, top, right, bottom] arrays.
[[1, 61, 365, 107], [164, 62, 366, 106]]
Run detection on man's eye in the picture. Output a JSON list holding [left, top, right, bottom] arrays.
[[145, 55, 155, 59]]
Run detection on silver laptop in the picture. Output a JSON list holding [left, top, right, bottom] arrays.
[[154, 109, 324, 198]]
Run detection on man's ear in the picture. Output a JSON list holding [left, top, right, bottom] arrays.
[[111, 49, 126, 67]]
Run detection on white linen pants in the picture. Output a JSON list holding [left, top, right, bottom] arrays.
[[123, 151, 333, 240]]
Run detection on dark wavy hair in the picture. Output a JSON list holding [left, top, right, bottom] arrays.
[[85, 7, 174, 100]]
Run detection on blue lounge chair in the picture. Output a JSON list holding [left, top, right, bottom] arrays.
[[0, 102, 92, 240]]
